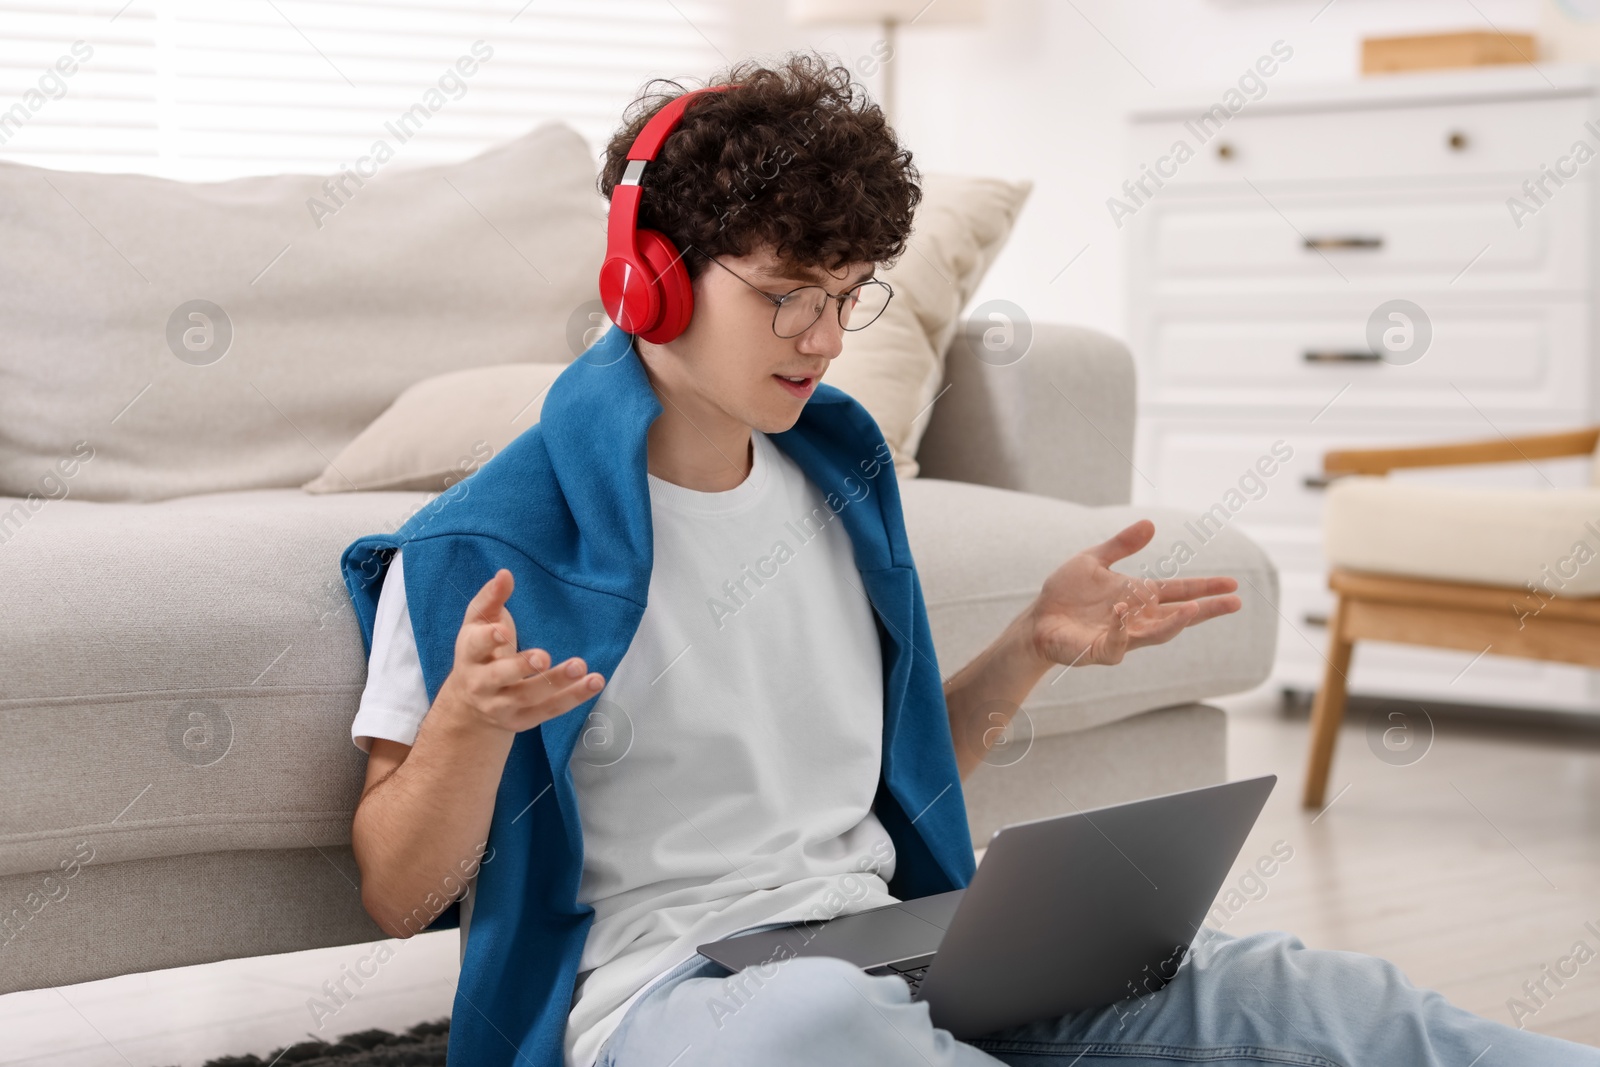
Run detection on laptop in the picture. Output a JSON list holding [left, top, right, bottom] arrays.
[[698, 774, 1276, 1038]]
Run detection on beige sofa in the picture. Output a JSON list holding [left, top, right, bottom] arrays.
[[0, 124, 1278, 995]]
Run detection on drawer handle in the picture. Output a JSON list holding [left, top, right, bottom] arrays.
[[1303, 235, 1383, 251], [1302, 612, 1329, 628], [1448, 130, 1469, 151], [1303, 349, 1381, 363], [1304, 473, 1338, 490]]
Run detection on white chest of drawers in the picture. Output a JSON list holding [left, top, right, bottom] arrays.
[[1123, 63, 1600, 714]]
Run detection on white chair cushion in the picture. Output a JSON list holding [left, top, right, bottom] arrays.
[[1324, 475, 1600, 595]]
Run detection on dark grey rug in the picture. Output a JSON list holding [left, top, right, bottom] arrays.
[[176, 1018, 450, 1066]]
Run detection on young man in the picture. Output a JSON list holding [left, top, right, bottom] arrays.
[[341, 53, 1598, 1067]]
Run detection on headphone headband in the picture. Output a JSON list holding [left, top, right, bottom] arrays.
[[598, 84, 733, 344]]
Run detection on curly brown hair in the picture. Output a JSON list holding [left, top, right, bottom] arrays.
[[597, 50, 921, 285]]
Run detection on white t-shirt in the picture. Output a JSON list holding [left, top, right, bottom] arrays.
[[351, 429, 900, 1067]]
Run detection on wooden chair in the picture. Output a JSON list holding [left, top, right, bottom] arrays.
[[1303, 426, 1600, 809]]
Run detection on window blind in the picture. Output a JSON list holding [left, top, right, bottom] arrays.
[[0, 0, 731, 179]]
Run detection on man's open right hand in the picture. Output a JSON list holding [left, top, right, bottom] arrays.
[[438, 568, 606, 735]]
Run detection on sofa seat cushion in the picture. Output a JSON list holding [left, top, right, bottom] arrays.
[[0, 479, 1272, 879], [1324, 476, 1600, 596], [0, 488, 413, 880], [900, 479, 1277, 739]]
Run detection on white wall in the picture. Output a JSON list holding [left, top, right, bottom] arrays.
[[726, 0, 1540, 343]]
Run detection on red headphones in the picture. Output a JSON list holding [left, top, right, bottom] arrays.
[[598, 84, 733, 344]]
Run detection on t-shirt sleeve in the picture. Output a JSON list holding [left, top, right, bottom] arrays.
[[351, 547, 433, 754]]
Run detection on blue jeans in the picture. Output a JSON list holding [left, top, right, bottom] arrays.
[[594, 924, 1600, 1066]]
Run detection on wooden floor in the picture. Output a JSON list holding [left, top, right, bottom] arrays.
[[1216, 686, 1600, 1049], [3, 685, 1597, 1064]]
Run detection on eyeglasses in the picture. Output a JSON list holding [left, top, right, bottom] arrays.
[[690, 247, 894, 339]]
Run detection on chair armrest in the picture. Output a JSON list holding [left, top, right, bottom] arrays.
[[914, 321, 1136, 507], [1325, 426, 1600, 475]]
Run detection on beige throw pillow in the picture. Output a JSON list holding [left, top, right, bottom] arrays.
[[301, 363, 566, 493], [824, 172, 1033, 480]]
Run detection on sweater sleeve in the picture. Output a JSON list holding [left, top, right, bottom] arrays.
[[351, 548, 434, 754]]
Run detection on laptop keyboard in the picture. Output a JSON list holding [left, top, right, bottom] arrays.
[[865, 954, 936, 998], [895, 965, 929, 994]]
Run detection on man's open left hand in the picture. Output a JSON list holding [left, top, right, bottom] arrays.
[[1027, 519, 1242, 671]]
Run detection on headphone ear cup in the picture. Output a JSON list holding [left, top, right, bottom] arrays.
[[598, 248, 660, 337], [634, 229, 695, 344]]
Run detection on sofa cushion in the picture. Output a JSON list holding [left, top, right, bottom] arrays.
[[0, 479, 1271, 878], [823, 174, 1032, 480], [300, 363, 565, 493], [900, 478, 1278, 738], [1324, 475, 1600, 595], [0, 121, 604, 503], [0, 489, 392, 879]]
